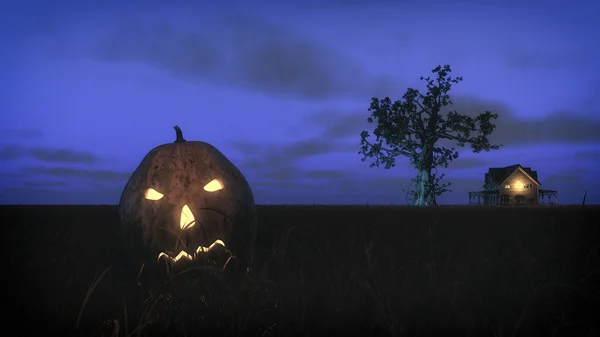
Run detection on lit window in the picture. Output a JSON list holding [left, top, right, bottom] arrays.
[[505, 184, 510, 189]]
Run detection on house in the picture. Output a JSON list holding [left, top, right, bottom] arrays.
[[468, 164, 558, 206]]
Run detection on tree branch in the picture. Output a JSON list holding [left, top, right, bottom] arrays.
[[415, 100, 428, 115], [437, 131, 470, 143], [362, 138, 414, 158]]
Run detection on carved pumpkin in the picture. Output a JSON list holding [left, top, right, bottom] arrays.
[[119, 126, 256, 272]]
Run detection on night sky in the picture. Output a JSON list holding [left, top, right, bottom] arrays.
[[1, 0, 599, 205]]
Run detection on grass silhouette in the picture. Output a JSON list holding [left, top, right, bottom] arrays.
[[3, 205, 599, 336]]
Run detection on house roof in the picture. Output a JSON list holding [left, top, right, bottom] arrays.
[[485, 164, 541, 186]]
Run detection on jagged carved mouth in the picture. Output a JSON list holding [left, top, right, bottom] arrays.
[[157, 239, 226, 262]]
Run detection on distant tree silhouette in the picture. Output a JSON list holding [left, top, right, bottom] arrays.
[[359, 65, 502, 206]]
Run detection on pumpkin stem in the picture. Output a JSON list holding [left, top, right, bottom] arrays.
[[173, 125, 186, 143]]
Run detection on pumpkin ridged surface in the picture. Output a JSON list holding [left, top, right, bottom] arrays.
[[119, 136, 256, 270]]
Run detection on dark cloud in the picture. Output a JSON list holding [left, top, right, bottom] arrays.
[[323, 176, 419, 195], [90, 13, 396, 101], [285, 138, 331, 158], [240, 158, 273, 172], [261, 168, 356, 181], [305, 97, 600, 149], [0, 187, 64, 202], [227, 141, 266, 157], [320, 0, 403, 6], [0, 145, 24, 160], [446, 157, 489, 169], [1, 129, 44, 139], [29, 148, 101, 164], [252, 180, 313, 190], [0, 145, 102, 164], [583, 81, 600, 115], [260, 167, 301, 181], [0, 172, 25, 178], [22, 180, 68, 187], [231, 138, 405, 194], [22, 167, 130, 181], [304, 169, 355, 179], [544, 173, 584, 185], [246, 163, 356, 182], [573, 149, 600, 161], [231, 137, 358, 173], [303, 109, 369, 139], [285, 138, 357, 157], [93, 17, 221, 80], [448, 98, 600, 146], [505, 49, 589, 71], [0, 186, 122, 205]]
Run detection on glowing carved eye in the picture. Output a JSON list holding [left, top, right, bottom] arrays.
[[144, 188, 164, 200], [203, 179, 223, 192]]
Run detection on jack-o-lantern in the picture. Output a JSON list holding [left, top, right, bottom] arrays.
[[119, 126, 256, 272]]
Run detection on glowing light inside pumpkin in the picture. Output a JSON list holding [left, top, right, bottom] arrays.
[[180, 204, 195, 230], [158, 250, 193, 262], [196, 239, 226, 253], [144, 188, 164, 200], [157, 239, 226, 262], [204, 179, 224, 192]]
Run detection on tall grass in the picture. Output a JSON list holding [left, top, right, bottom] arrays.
[[3, 205, 599, 336]]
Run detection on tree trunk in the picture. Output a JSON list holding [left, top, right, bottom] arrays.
[[413, 169, 435, 206], [412, 144, 436, 206]]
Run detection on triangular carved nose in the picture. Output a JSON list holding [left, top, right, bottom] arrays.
[[180, 204, 196, 230]]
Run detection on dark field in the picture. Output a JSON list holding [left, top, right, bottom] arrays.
[[2, 205, 600, 337]]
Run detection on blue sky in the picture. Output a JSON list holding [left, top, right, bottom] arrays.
[[1, 0, 599, 205]]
